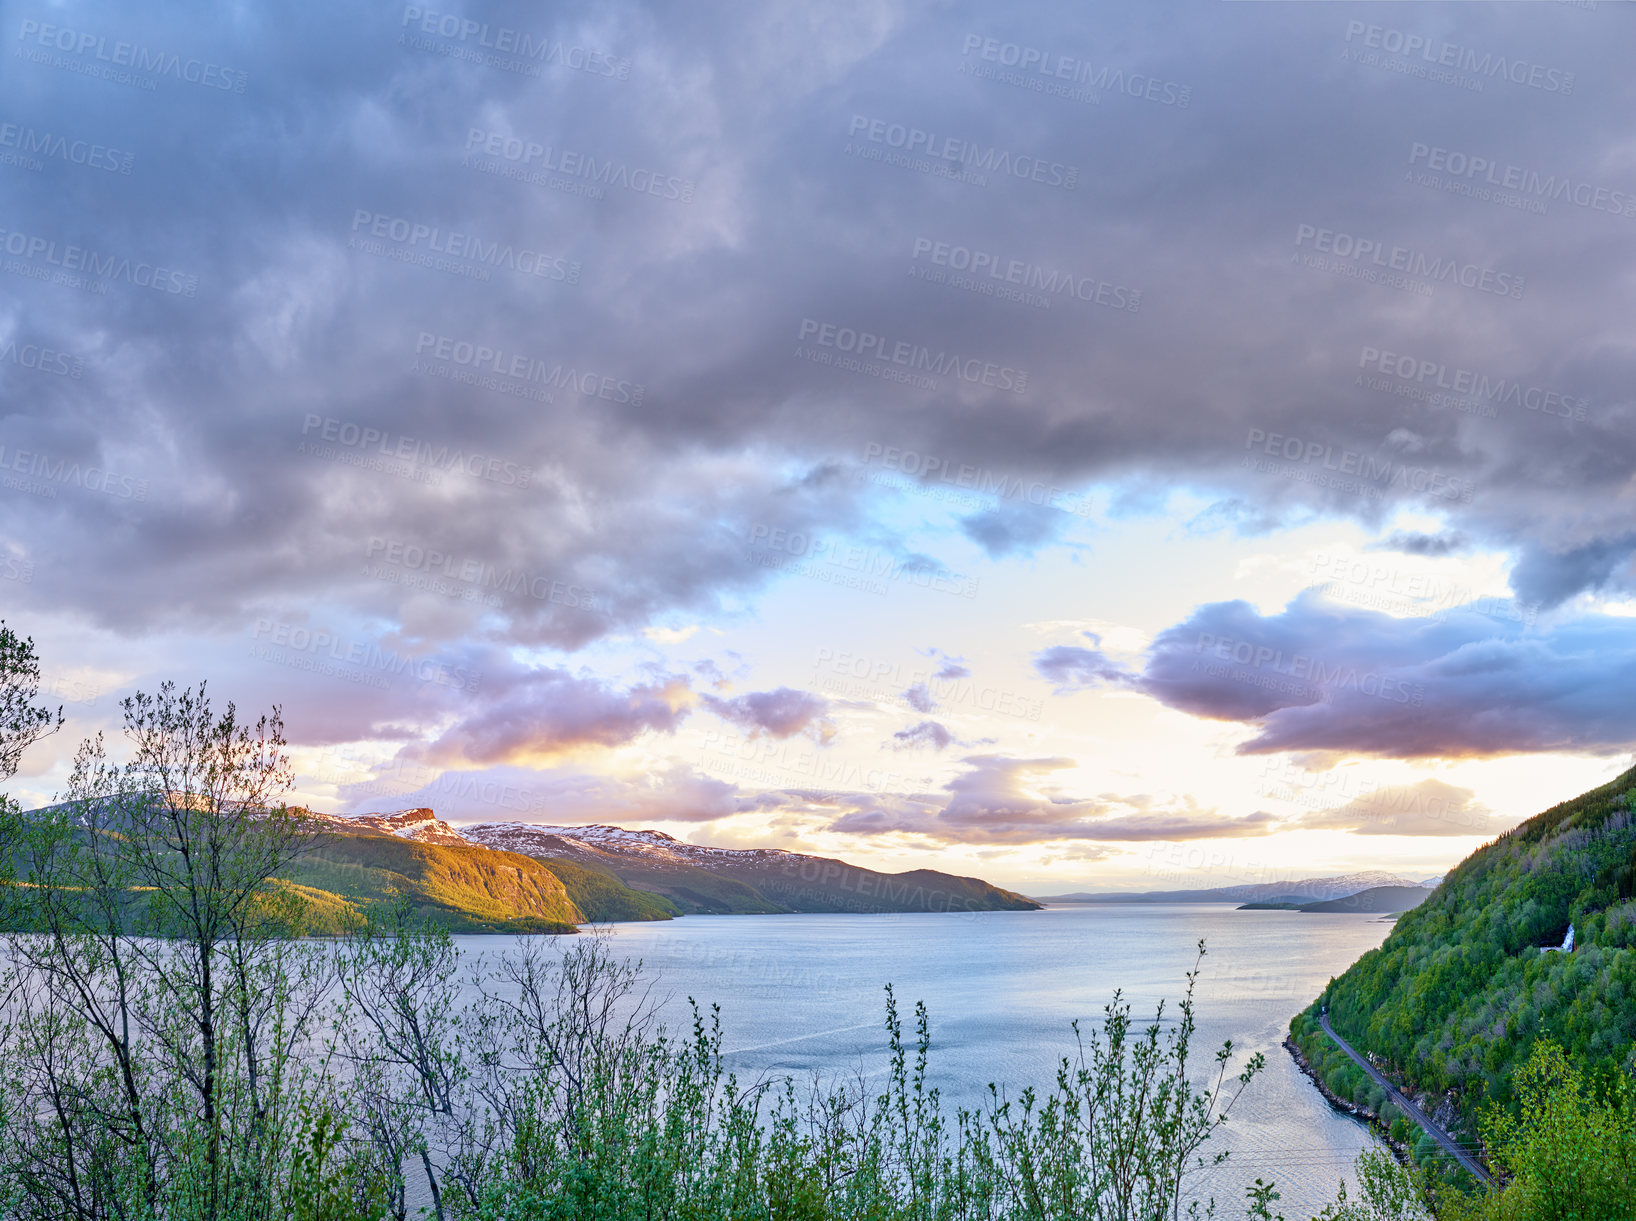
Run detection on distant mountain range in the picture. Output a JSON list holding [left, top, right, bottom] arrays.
[[461, 822, 1041, 916], [1238, 885, 1436, 914], [292, 809, 1038, 923], [13, 803, 1039, 931], [1037, 870, 1441, 906]]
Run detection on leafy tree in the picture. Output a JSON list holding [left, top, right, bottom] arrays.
[[0, 620, 63, 908], [1480, 1039, 1636, 1220]]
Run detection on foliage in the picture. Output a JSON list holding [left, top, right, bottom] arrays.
[[0, 636, 1277, 1221], [1440, 1039, 1636, 1221], [1311, 1147, 1435, 1221], [0, 679, 341, 1220], [0, 620, 63, 785], [1292, 765, 1636, 1141], [24, 631, 1630, 1221], [533, 855, 680, 922]]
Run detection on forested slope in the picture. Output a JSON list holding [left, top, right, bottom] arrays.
[[1292, 764, 1636, 1128]]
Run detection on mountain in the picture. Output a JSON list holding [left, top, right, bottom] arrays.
[[283, 830, 582, 933], [3, 803, 587, 934], [293, 809, 681, 924], [299, 805, 469, 846], [461, 823, 1043, 915], [531, 857, 681, 923], [10, 802, 1037, 928], [1039, 871, 1429, 905], [1289, 764, 1636, 1135], [1291, 885, 1434, 914]]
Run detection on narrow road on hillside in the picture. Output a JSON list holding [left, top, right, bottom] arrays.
[[1319, 1012, 1491, 1183]]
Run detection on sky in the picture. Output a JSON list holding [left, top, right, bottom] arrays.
[[3, 0, 1634, 894]]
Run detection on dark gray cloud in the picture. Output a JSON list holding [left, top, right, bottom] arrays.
[[1374, 531, 1468, 558], [402, 667, 691, 766], [959, 502, 1064, 558], [902, 683, 937, 713], [889, 719, 956, 751], [1033, 633, 1136, 693], [1509, 532, 1636, 610], [2, 0, 1635, 797], [1048, 591, 1636, 758], [702, 687, 834, 741], [901, 650, 972, 710]]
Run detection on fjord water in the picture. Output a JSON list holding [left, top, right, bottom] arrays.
[[484, 903, 1394, 1216]]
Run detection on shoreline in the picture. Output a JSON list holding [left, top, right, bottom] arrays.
[[1283, 1034, 1415, 1165]]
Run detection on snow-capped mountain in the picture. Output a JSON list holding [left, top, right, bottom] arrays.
[[461, 822, 797, 867], [1039, 870, 1435, 904], [298, 806, 469, 846], [458, 821, 1040, 916]]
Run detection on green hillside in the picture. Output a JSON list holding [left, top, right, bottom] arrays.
[[1290, 763, 1636, 1133], [589, 860, 788, 915], [282, 832, 583, 933], [535, 857, 679, 922], [745, 860, 1042, 914]]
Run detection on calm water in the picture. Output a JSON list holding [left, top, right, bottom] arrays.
[[463, 903, 1394, 1217]]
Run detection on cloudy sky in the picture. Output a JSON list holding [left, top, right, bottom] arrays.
[[3, 0, 1633, 893]]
